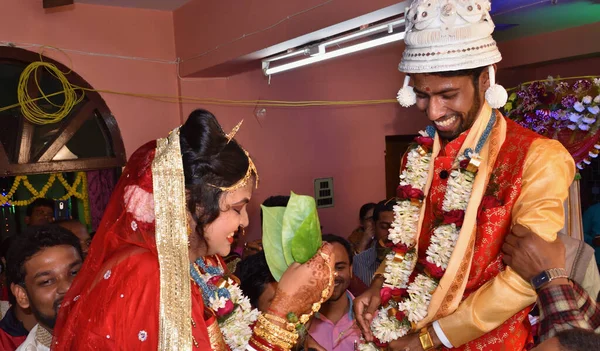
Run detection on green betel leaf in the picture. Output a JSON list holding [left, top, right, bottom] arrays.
[[281, 192, 322, 264], [261, 205, 288, 281], [291, 211, 322, 264]]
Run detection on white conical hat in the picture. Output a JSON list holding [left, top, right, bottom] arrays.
[[396, 0, 508, 109], [399, 0, 501, 74]]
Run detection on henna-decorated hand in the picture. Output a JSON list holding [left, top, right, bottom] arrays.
[[268, 243, 336, 318]]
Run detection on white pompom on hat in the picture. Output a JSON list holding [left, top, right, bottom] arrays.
[[397, 75, 417, 107], [484, 65, 508, 109]]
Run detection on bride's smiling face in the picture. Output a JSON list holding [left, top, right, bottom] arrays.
[[202, 181, 253, 257]]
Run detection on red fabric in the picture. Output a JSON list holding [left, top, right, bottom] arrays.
[[0, 329, 26, 351], [415, 118, 540, 350], [53, 141, 215, 350], [1, 285, 8, 301]]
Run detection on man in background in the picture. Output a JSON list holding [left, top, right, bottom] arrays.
[[308, 234, 361, 351], [503, 225, 600, 343], [348, 203, 376, 254], [7, 225, 83, 351], [56, 220, 91, 259], [24, 199, 54, 227], [352, 200, 394, 286], [0, 237, 36, 351]]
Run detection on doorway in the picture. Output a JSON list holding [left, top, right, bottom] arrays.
[[385, 135, 417, 199]]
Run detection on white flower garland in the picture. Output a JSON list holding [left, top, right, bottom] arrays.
[[196, 269, 260, 351], [219, 281, 260, 351], [367, 133, 478, 346], [370, 305, 411, 343]]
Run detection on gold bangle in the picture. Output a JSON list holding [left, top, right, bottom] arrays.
[[265, 313, 297, 332], [256, 315, 298, 346], [254, 326, 293, 350], [264, 313, 287, 325], [258, 315, 298, 338], [419, 327, 435, 351]]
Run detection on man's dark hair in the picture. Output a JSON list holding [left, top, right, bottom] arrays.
[[359, 203, 376, 221], [260, 195, 290, 223], [373, 199, 396, 223], [6, 225, 83, 287], [262, 196, 290, 208], [427, 66, 487, 92], [322, 234, 353, 265], [237, 251, 276, 309], [26, 198, 54, 217], [556, 328, 600, 351]]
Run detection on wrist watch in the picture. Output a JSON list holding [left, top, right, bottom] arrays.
[[530, 268, 568, 290]]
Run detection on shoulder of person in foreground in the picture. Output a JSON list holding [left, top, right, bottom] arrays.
[[55, 249, 160, 350]]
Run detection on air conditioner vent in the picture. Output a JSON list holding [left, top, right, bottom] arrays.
[[314, 177, 334, 208]]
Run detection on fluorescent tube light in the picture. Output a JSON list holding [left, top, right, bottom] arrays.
[[263, 31, 405, 76]]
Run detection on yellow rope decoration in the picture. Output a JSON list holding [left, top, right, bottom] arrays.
[[0, 172, 91, 225], [17, 60, 85, 125], [0, 46, 396, 119]]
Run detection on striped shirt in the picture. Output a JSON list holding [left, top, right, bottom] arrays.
[[352, 244, 380, 286]]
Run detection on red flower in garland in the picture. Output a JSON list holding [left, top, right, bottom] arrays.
[[390, 288, 407, 301], [216, 299, 234, 317], [395, 310, 407, 322], [415, 136, 434, 149], [380, 287, 393, 306], [397, 185, 424, 201], [420, 259, 445, 280], [442, 209, 465, 227], [459, 158, 470, 169], [392, 244, 410, 254]]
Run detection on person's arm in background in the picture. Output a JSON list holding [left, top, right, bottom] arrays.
[[503, 225, 597, 341]]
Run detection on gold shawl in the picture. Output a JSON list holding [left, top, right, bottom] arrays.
[[152, 128, 192, 351]]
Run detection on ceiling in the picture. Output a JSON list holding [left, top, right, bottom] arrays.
[[74, 0, 190, 11]]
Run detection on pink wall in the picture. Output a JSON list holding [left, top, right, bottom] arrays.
[[178, 42, 428, 240], [1, 0, 180, 157]]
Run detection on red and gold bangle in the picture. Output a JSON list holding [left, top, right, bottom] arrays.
[[250, 335, 283, 351]]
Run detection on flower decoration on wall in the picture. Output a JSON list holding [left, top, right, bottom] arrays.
[[503, 76, 600, 169]]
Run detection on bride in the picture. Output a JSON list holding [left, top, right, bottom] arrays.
[[52, 109, 335, 350]]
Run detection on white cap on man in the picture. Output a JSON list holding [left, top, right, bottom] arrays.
[[396, 0, 508, 109]]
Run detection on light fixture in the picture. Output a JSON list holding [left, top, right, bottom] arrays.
[[262, 18, 405, 76]]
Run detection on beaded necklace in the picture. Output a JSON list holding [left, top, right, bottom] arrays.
[[189, 257, 231, 307]]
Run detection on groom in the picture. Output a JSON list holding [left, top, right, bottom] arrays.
[[355, 1, 575, 350]]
